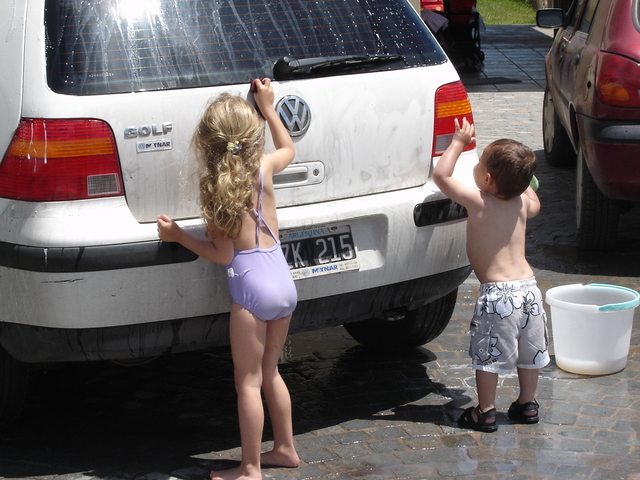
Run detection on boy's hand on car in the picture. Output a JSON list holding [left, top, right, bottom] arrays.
[[453, 117, 475, 148]]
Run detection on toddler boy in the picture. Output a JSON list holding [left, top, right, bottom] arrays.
[[433, 118, 550, 432]]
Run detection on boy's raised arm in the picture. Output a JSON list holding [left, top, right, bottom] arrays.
[[432, 117, 476, 205], [523, 186, 541, 218]]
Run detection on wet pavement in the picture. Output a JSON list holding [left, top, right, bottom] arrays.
[[1, 25, 640, 480]]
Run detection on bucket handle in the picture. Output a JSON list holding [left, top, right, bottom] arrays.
[[586, 284, 640, 311]]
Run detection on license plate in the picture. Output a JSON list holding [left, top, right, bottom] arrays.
[[280, 224, 360, 280]]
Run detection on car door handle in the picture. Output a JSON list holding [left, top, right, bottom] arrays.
[[274, 162, 325, 189], [559, 38, 568, 53], [557, 40, 568, 61]]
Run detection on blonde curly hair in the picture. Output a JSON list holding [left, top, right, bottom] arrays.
[[192, 93, 266, 239]]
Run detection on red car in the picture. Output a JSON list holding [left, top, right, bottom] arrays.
[[537, 0, 640, 250]]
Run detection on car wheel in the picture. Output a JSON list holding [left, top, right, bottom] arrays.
[[576, 147, 619, 251], [343, 289, 457, 350], [0, 345, 30, 427], [542, 87, 576, 168]]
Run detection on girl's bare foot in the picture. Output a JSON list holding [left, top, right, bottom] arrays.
[[209, 466, 261, 480], [260, 448, 300, 468]]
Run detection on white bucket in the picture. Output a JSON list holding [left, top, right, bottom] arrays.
[[545, 284, 640, 375]]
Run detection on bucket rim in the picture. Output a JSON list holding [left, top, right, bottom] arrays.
[[587, 284, 640, 311], [545, 283, 640, 312]]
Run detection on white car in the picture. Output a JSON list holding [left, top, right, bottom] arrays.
[[0, 0, 477, 424]]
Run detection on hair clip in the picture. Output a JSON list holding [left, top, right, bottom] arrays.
[[226, 141, 242, 153]]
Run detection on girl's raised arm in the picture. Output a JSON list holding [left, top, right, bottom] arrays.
[[252, 78, 295, 175]]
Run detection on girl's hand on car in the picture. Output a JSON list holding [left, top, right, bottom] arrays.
[[157, 214, 183, 243], [252, 78, 275, 114]]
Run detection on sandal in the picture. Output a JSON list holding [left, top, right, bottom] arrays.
[[458, 405, 498, 433], [508, 399, 539, 424]]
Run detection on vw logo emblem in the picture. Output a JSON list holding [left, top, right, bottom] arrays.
[[276, 95, 311, 137]]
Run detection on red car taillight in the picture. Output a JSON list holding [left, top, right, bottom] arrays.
[[433, 81, 476, 156], [0, 118, 124, 202], [595, 52, 640, 107]]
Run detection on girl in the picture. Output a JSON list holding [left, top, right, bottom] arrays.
[[157, 78, 299, 480]]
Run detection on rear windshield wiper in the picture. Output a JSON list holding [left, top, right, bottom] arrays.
[[273, 54, 404, 77]]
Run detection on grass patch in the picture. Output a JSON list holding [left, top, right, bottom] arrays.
[[479, 0, 537, 25]]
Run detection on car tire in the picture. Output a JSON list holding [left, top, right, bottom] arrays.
[[343, 289, 457, 350], [576, 147, 619, 251], [0, 345, 30, 427], [542, 87, 576, 168]]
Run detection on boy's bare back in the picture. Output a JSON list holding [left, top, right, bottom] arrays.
[[465, 190, 536, 283]]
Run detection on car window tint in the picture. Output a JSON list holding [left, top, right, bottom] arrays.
[[578, 0, 599, 32], [45, 0, 445, 96]]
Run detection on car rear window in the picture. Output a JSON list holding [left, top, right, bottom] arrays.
[[45, 0, 445, 96]]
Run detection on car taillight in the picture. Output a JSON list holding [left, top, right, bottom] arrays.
[[595, 52, 640, 107], [433, 81, 476, 156], [0, 118, 124, 202]]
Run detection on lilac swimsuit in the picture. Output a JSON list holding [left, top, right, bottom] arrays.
[[225, 170, 297, 321]]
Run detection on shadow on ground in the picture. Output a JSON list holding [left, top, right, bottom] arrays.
[[0, 340, 469, 479]]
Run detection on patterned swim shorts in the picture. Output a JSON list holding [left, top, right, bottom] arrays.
[[469, 277, 550, 374]]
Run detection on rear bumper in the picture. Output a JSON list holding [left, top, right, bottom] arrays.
[[0, 239, 197, 273], [0, 266, 471, 363], [579, 115, 640, 201], [0, 198, 465, 273]]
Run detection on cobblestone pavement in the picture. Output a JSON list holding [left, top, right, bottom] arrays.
[[1, 25, 639, 480]]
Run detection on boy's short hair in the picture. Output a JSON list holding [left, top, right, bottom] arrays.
[[485, 139, 536, 199]]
